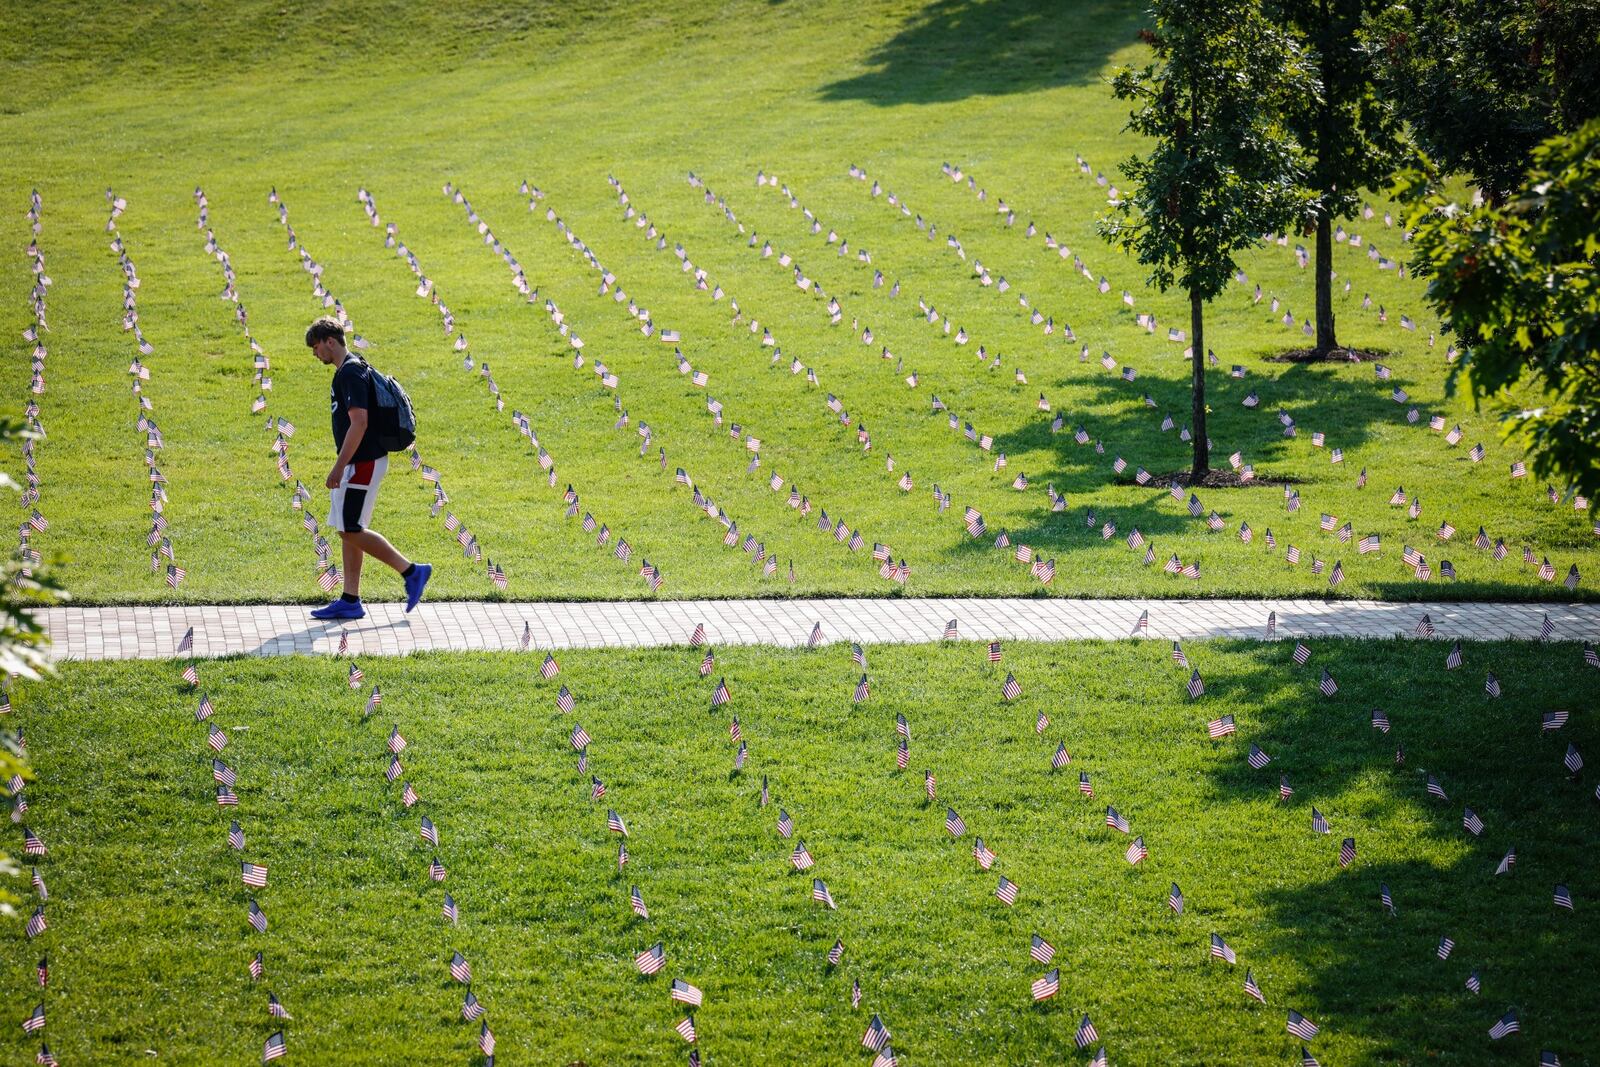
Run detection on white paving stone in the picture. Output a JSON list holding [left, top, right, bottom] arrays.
[[33, 600, 1600, 661]]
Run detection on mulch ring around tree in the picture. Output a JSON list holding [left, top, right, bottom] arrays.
[[1146, 468, 1300, 489], [1263, 346, 1391, 364]]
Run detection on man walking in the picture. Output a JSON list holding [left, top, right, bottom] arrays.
[[305, 317, 430, 620]]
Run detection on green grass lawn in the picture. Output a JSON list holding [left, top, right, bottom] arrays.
[[2, 0, 1595, 605], [4, 638, 1597, 1063]]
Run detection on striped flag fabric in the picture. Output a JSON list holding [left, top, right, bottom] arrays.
[[854, 674, 870, 702], [1075, 1014, 1099, 1048], [1554, 883, 1574, 910], [813, 878, 837, 909], [829, 939, 846, 966], [1339, 837, 1356, 867], [1031, 968, 1060, 1001], [1319, 669, 1338, 696], [1244, 969, 1265, 1003], [241, 862, 268, 888], [1248, 744, 1271, 769], [1488, 1009, 1520, 1039], [1167, 882, 1184, 913], [1079, 771, 1094, 796], [1437, 935, 1455, 959], [1187, 670, 1205, 699], [946, 808, 967, 836], [1031, 934, 1056, 964], [1311, 808, 1329, 834], [996, 875, 1019, 905], [1564, 744, 1583, 774], [570, 723, 591, 749], [1125, 836, 1147, 864], [1380, 883, 1395, 913], [674, 1017, 697, 1044], [607, 809, 628, 836], [1207, 714, 1235, 739], [862, 1015, 890, 1051], [263, 1031, 287, 1062], [671, 978, 705, 1007], [635, 942, 666, 975], [1210, 933, 1236, 963], [1001, 672, 1021, 700], [1287, 1009, 1319, 1040]]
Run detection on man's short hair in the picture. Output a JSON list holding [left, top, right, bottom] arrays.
[[305, 316, 345, 348]]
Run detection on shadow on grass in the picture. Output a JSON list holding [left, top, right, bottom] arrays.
[[1197, 640, 1599, 1055], [817, 0, 1145, 106]]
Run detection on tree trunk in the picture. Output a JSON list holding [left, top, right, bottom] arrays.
[[1189, 288, 1208, 481], [1314, 209, 1337, 355]]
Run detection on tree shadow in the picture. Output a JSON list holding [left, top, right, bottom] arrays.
[[1189, 640, 1600, 1056], [817, 0, 1146, 106]]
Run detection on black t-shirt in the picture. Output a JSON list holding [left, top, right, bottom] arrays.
[[331, 356, 387, 462]]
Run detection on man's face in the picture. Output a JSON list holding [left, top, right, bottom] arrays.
[[309, 336, 336, 365]]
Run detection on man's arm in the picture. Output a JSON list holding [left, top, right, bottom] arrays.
[[327, 408, 370, 488]]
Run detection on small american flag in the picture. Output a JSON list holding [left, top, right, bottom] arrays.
[[813, 878, 837, 909], [988, 641, 1002, 663], [1339, 837, 1356, 867], [248, 899, 268, 933], [1287, 1009, 1319, 1040], [1031, 968, 1060, 1001], [862, 1015, 889, 1050], [1188, 670, 1205, 699], [1125, 836, 1147, 864], [1380, 883, 1395, 913], [25, 906, 46, 939], [1564, 744, 1583, 774], [1052, 741, 1070, 770], [570, 724, 591, 749], [1437, 935, 1455, 959], [1031, 934, 1056, 964], [229, 821, 244, 850], [712, 677, 730, 706], [1371, 707, 1390, 732], [1248, 744, 1271, 769], [854, 674, 870, 702], [348, 661, 363, 688], [1244, 969, 1265, 1003], [925, 770, 937, 800], [1075, 1014, 1099, 1048], [556, 685, 575, 713], [1292, 642, 1311, 665], [946, 808, 967, 836], [1488, 1010, 1520, 1039], [249, 951, 263, 979], [830, 939, 846, 966], [1079, 771, 1093, 796], [1485, 671, 1501, 697], [1554, 883, 1573, 910], [636, 942, 666, 974], [996, 875, 1019, 905], [1207, 714, 1235, 739], [607, 809, 628, 836], [541, 653, 560, 679], [460, 989, 481, 1020], [1106, 806, 1130, 833], [1427, 775, 1447, 800], [778, 809, 793, 837], [671, 978, 704, 1007], [1319, 669, 1338, 696], [242, 861, 268, 888], [1210, 933, 1236, 963], [1001, 673, 1021, 700], [263, 1031, 287, 1062]]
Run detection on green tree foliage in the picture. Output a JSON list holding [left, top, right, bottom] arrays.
[[1101, 0, 1308, 478], [1402, 120, 1600, 498], [1272, 0, 1411, 356], [1368, 0, 1600, 206]]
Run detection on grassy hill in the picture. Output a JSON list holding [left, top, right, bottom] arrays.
[[2, 0, 1592, 606]]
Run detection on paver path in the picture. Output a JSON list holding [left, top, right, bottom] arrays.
[[40, 599, 1600, 660]]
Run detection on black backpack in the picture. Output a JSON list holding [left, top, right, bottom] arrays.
[[365, 362, 416, 453]]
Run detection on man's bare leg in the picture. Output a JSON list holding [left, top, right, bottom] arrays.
[[340, 529, 410, 598]]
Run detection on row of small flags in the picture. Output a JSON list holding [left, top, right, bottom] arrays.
[[346, 636, 500, 1062], [9, 350, 56, 1067], [271, 190, 502, 592], [108, 194, 189, 593], [18, 190, 50, 588], [194, 188, 343, 591]]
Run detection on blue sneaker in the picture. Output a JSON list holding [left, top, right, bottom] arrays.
[[311, 598, 365, 621], [403, 563, 432, 613]]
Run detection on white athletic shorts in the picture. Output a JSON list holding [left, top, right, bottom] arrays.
[[327, 455, 388, 533]]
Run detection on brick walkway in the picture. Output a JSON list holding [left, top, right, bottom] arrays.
[[40, 599, 1600, 660]]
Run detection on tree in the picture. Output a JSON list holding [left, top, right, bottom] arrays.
[[1401, 119, 1600, 498], [1272, 0, 1410, 357], [1367, 0, 1600, 206], [1101, 0, 1309, 479]]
